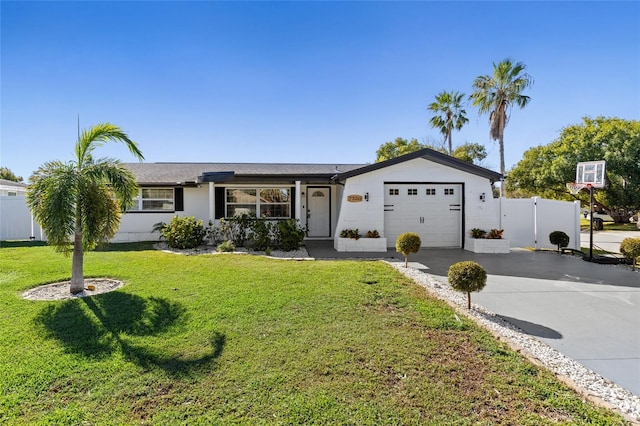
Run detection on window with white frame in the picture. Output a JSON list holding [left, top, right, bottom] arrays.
[[226, 187, 291, 218], [408, 188, 418, 195], [444, 188, 455, 195], [426, 188, 436, 195], [130, 188, 175, 211]]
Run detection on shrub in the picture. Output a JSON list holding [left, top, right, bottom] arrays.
[[249, 219, 276, 251], [549, 231, 570, 252], [158, 216, 206, 249], [366, 230, 380, 238], [395, 232, 421, 267], [219, 214, 252, 247], [448, 261, 487, 309], [275, 219, 306, 251], [340, 229, 361, 240], [470, 228, 486, 239], [217, 240, 236, 252], [620, 237, 640, 270], [487, 229, 504, 239]]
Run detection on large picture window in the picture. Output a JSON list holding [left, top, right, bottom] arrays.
[[226, 187, 291, 218]]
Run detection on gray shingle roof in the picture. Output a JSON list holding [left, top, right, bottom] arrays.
[[122, 162, 366, 184], [123, 148, 502, 185], [0, 179, 27, 188]]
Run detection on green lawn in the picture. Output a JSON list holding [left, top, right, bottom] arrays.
[[0, 243, 627, 425], [580, 219, 639, 232]]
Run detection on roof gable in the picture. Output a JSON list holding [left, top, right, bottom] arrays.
[[335, 148, 503, 182]]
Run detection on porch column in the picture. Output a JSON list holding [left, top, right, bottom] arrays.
[[209, 182, 215, 222], [295, 181, 301, 221]]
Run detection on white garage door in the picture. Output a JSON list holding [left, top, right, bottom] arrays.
[[384, 183, 462, 248]]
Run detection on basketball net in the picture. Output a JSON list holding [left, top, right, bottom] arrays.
[[566, 182, 588, 195]]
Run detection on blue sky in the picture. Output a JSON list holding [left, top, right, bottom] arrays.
[[2, 1, 639, 182]]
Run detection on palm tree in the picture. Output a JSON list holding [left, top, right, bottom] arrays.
[[27, 123, 144, 293], [428, 90, 468, 155], [469, 59, 533, 196]]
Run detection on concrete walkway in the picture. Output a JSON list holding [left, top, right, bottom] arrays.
[[304, 241, 640, 396]]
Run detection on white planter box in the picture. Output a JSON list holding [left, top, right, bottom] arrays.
[[464, 238, 510, 254], [335, 237, 388, 252]]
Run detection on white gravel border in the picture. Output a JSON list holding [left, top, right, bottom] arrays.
[[385, 261, 640, 423]]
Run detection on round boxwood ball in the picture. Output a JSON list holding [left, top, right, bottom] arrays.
[[549, 231, 570, 251], [396, 232, 422, 267], [448, 261, 487, 309]]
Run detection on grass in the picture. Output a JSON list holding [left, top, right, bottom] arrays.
[[0, 244, 628, 425], [579, 219, 639, 232]]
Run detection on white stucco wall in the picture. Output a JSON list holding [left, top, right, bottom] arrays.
[[334, 158, 499, 246], [114, 186, 210, 242]]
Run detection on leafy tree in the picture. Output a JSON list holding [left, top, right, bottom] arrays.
[[507, 117, 640, 223], [0, 167, 23, 182], [452, 143, 488, 165], [27, 123, 143, 293], [428, 90, 468, 155], [376, 138, 425, 162], [470, 58, 533, 195]]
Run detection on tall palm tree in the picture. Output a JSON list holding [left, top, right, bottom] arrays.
[[428, 90, 468, 155], [27, 123, 144, 293], [469, 59, 533, 196]]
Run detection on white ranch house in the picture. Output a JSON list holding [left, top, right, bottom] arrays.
[[116, 148, 532, 252]]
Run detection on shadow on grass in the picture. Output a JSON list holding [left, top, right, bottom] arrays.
[[0, 240, 48, 248], [93, 241, 156, 252], [35, 291, 225, 376]]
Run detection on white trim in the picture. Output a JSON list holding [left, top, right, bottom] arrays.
[[209, 182, 215, 222], [295, 181, 301, 221]]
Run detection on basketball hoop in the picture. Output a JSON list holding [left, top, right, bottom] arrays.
[[566, 182, 587, 195]]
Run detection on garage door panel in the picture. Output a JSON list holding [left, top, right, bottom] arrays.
[[384, 184, 462, 248]]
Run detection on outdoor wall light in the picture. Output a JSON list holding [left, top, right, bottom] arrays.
[[364, 192, 369, 202], [479, 193, 486, 202]]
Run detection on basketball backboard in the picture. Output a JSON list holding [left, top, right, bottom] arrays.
[[576, 161, 606, 188]]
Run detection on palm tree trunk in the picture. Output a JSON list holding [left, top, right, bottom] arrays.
[[499, 131, 506, 198], [448, 132, 453, 155], [70, 214, 84, 294]]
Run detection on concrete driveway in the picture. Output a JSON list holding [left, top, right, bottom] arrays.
[[305, 242, 640, 396]]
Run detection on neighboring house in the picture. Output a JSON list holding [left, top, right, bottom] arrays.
[[118, 148, 504, 251], [0, 179, 27, 196]]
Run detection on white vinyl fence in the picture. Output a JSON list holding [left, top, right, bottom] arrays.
[[0, 196, 42, 241], [500, 197, 581, 250]]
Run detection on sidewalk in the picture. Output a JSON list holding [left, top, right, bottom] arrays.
[[580, 230, 639, 253]]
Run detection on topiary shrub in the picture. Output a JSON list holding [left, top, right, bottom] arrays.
[[158, 216, 206, 249], [396, 232, 421, 267], [549, 231, 570, 252], [448, 261, 487, 309], [620, 237, 640, 270]]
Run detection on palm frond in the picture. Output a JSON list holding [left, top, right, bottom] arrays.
[[75, 123, 144, 166], [26, 162, 78, 253]]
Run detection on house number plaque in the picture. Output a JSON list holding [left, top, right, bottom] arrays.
[[347, 194, 363, 202]]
